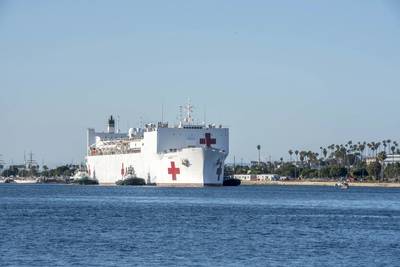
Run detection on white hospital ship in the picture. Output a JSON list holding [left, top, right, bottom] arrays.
[[86, 103, 229, 186]]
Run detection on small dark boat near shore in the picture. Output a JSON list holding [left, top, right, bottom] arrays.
[[72, 177, 99, 185], [4, 178, 16, 184], [70, 170, 98, 185], [37, 177, 68, 184], [116, 166, 146, 186], [223, 177, 241, 186], [116, 177, 146, 186]]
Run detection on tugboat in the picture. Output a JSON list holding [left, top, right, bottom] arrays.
[[223, 176, 241, 186], [71, 170, 99, 185], [116, 166, 146, 186]]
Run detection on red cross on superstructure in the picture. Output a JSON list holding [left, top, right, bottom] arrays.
[[168, 161, 180, 181], [200, 133, 216, 147]]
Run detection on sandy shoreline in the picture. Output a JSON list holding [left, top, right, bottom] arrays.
[[241, 180, 400, 188]]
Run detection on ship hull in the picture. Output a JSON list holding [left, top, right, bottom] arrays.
[[86, 147, 227, 186]]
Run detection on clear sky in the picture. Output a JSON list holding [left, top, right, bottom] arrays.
[[1, 0, 400, 166]]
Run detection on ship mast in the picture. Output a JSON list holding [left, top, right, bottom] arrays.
[[183, 100, 194, 125]]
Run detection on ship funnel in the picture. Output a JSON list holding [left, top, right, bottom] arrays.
[[107, 115, 115, 133]]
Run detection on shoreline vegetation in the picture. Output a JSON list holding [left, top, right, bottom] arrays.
[[226, 140, 400, 184]]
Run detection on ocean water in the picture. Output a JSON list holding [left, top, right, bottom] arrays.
[[0, 185, 400, 267]]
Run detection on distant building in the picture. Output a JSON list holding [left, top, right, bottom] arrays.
[[366, 154, 400, 165], [384, 154, 400, 165], [233, 174, 254, 181], [256, 174, 280, 181], [233, 174, 280, 181]]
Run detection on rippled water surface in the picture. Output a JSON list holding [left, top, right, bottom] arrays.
[[1, 184, 400, 266]]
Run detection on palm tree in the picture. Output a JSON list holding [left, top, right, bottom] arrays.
[[387, 139, 392, 153], [377, 151, 387, 181], [376, 142, 381, 155], [299, 151, 306, 166], [391, 146, 396, 163], [347, 140, 353, 150], [367, 143, 372, 157], [383, 140, 387, 154], [394, 141, 399, 153], [256, 145, 261, 164], [323, 148, 328, 159], [295, 150, 299, 162], [288, 150, 293, 162], [359, 143, 366, 162], [370, 142, 377, 157]]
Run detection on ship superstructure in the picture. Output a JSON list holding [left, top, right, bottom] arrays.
[[86, 103, 229, 186]]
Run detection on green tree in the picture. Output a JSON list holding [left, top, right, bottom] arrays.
[[350, 166, 368, 179], [320, 166, 331, 178], [2, 167, 18, 177], [384, 163, 400, 180], [276, 163, 296, 178], [300, 168, 319, 179], [329, 166, 347, 178], [367, 161, 381, 180]]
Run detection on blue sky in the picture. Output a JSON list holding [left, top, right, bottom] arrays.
[[1, 1, 400, 166]]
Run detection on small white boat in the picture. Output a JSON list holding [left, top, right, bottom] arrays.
[[335, 181, 349, 190], [15, 179, 39, 184]]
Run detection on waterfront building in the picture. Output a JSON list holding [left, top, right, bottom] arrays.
[[233, 174, 280, 181]]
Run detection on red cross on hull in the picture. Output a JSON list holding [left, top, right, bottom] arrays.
[[200, 133, 216, 147], [168, 161, 180, 181]]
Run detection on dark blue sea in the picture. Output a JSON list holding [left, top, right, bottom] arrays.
[[1, 185, 400, 266]]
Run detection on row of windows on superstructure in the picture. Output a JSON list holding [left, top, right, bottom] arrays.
[[183, 126, 204, 129]]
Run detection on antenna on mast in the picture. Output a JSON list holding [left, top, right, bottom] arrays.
[[179, 105, 183, 123], [183, 99, 194, 125]]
